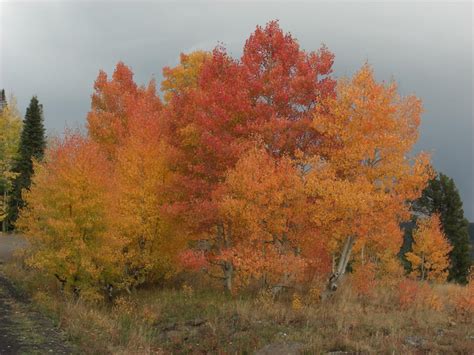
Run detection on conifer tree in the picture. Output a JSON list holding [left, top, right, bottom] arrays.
[[8, 96, 46, 227], [0, 89, 7, 111], [413, 172, 471, 283]]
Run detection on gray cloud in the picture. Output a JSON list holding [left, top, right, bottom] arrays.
[[1, 1, 472, 219]]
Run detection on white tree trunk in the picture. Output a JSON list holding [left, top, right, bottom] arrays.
[[322, 235, 355, 299]]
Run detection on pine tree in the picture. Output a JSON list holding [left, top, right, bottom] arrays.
[[8, 96, 46, 227], [413, 172, 471, 283], [0, 89, 7, 112]]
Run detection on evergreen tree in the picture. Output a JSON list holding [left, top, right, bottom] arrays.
[[0, 89, 7, 112], [413, 172, 471, 283], [8, 96, 46, 227]]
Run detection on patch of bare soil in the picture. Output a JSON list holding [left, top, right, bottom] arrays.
[[0, 234, 76, 354], [0, 234, 27, 264], [0, 272, 77, 354]]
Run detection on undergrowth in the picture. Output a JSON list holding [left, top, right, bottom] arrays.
[[2, 260, 473, 354]]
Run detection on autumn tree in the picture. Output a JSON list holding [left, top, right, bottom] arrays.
[[405, 214, 452, 282], [161, 51, 211, 103], [413, 172, 471, 284], [87, 61, 193, 290], [216, 146, 315, 290], [87, 62, 162, 159], [17, 133, 122, 299], [242, 20, 335, 157], [9, 96, 46, 226], [0, 94, 22, 232], [109, 112, 187, 290], [306, 65, 432, 293], [163, 21, 336, 290]]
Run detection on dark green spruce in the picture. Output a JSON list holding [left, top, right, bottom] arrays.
[[8, 96, 46, 227], [412, 172, 471, 284], [0, 89, 6, 112]]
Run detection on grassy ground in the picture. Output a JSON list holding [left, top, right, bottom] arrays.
[[2, 259, 473, 354]]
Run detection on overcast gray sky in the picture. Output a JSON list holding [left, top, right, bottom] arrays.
[[1, 1, 472, 219]]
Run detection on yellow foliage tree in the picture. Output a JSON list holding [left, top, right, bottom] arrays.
[[110, 115, 187, 289], [0, 96, 22, 231], [161, 51, 211, 103], [406, 214, 452, 282], [17, 134, 123, 300]]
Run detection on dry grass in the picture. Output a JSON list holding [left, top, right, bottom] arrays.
[[2, 261, 473, 354]]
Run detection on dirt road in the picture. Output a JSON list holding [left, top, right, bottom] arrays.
[[0, 234, 26, 264], [0, 234, 77, 354]]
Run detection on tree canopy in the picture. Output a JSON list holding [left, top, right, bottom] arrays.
[[18, 21, 433, 299]]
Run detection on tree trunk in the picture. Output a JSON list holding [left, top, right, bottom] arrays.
[[322, 235, 355, 299], [421, 252, 425, 281], [217, 222, 234, 293], [223, 261, 233, 292]]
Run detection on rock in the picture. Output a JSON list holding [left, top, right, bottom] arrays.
[[255, 342, 304, 355], [404, 335, 424, 347]]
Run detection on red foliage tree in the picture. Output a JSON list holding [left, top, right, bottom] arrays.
[[162, 22, 336, 290], [87, 62, 162, 159]]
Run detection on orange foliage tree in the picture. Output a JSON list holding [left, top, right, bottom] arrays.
[[406, 214, 452, 282], [306, 65, 432, 292], [217, 146, 313, 290]]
